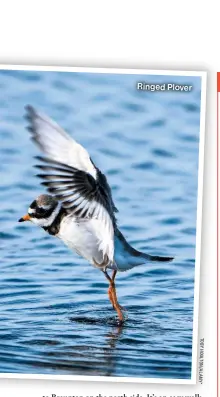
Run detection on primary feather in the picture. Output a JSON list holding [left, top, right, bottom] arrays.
[[25, 105, 97, 179]]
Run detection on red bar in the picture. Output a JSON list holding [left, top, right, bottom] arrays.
[[217, 72, 220, 92]]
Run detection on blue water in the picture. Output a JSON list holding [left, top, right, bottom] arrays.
[[0, 69, 201, 380]]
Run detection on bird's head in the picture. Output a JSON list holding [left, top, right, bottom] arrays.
[[18, 194, 60, 228]]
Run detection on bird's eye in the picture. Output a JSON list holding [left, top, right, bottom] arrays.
[[37, 207, 45, 215]]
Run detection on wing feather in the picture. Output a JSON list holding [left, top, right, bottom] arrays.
[[25, 105, 97, 179]]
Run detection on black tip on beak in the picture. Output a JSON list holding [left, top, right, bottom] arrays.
[[18, 214, 31, 222]]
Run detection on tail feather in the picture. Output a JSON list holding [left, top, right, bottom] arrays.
[[113, 228, 174, 272], [143, 253, 174, 262]]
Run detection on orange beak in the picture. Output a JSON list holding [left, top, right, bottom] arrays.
[[18, 214, 31, 222]]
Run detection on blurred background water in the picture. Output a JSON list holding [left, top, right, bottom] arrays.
[[0, 69, 202, 380]]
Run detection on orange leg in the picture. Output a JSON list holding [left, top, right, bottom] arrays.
[[108, 284, 115, 308], [103, 270, 125, 323]]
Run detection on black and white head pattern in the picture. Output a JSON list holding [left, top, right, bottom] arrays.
[[28, 194, 60, 227]]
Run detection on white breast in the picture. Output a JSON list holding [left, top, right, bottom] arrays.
[[57, 215, 114, 267]]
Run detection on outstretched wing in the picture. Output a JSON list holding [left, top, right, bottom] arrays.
[[25, 105, 97, 179], [34, 156, 116, 224], [25, 105, 118, 261]]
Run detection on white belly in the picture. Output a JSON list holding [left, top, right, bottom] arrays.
[[57, 215, 111, 267]]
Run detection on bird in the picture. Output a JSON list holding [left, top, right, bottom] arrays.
[[19, 105, 174, 323]]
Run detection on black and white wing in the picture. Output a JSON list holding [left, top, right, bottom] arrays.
[[25, 105, 118, 261], [25, 105, 97, 179]]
